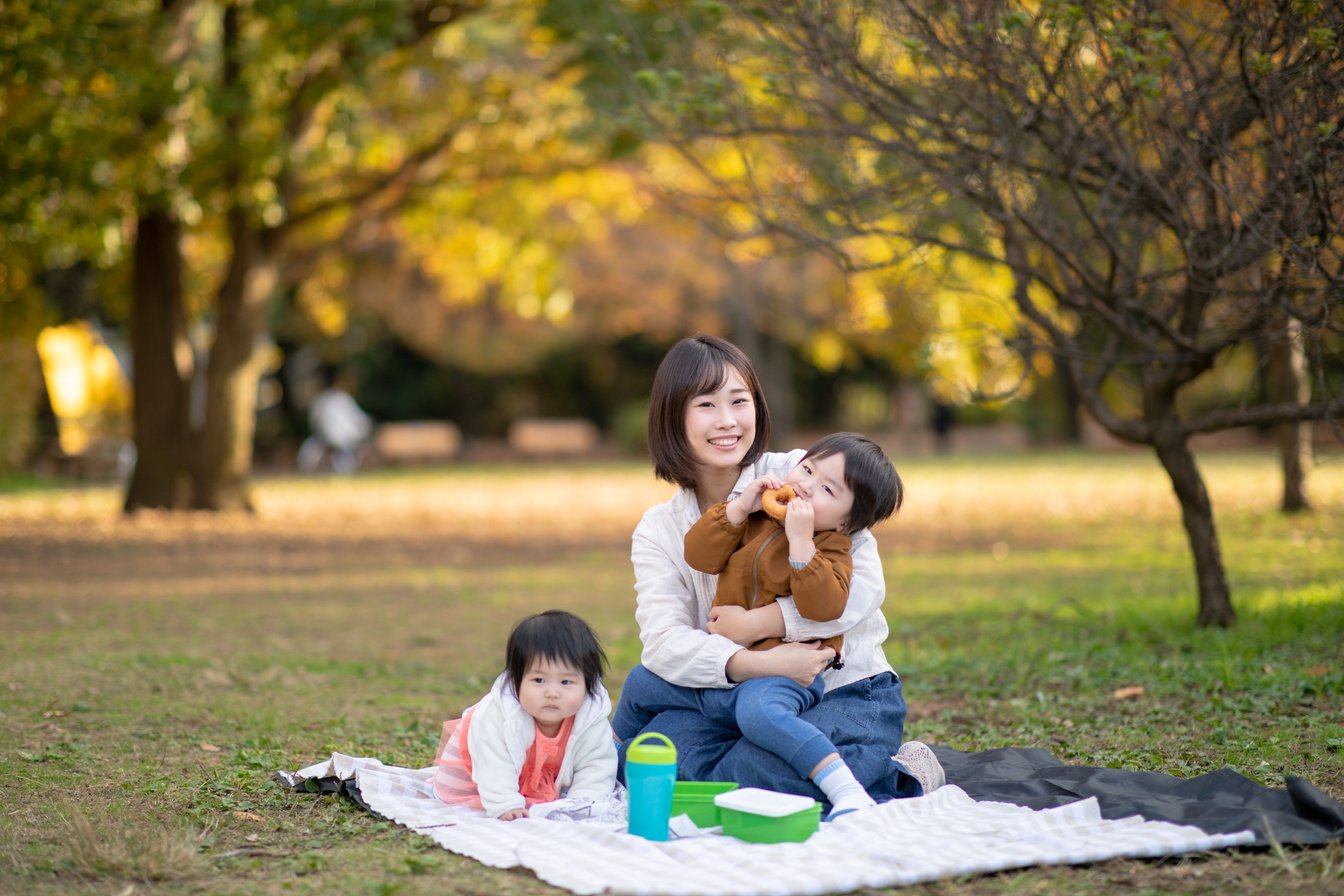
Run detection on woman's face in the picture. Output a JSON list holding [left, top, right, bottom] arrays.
[[684, 366, 757, 476]]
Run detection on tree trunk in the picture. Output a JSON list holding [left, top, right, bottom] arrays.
[[192, 2, 274, 512], [124, 205, 194, 511], [726, 266, 794, 444], [1149, 418, 1236, 627], [1053, 352, 1083, 443], [194, 217, 277, 511], [1268, 315, 1312, 513]]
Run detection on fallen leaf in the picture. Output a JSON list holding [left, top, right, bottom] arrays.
[[199, 742, 223, 752], [1305, 665, 1329, 677], [233, 811, 265, 823], [1112, 686, 1145, 700]]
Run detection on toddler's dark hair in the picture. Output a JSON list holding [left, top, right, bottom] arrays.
[[802, 432, 903, 534], [505, 610, 608, 698]]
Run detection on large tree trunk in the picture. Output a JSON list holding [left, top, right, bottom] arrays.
[[194, 216, 277, 511], [1268, 314, 1312, 513], [1148, 407, 1236, 627], [124, 205, 194, 511], [191, 1, 273, 512]]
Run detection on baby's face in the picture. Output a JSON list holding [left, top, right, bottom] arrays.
[[517, 657, 587, 732], [785, 452, 854, 533]]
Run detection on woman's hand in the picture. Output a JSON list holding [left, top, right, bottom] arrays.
[[726, 640, 835, 687]]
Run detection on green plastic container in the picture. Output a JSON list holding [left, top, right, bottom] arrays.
[[670, 781, 738, 827], [714, 787, 821, 843]]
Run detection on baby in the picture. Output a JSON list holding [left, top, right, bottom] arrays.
[[433, 610, 617, 819]]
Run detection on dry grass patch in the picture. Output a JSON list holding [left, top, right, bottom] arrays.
[[63, 805, 204, 883]]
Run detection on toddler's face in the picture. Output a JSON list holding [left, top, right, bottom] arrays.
[[785, 452, 854, 533], [517, 657, 588, 732]]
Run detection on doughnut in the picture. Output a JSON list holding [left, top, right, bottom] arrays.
[[761, 485, 796, 522]]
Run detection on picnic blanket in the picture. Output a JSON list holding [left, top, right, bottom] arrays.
[[931, 745, 1344, 847], [277, 752, 1258, 895]]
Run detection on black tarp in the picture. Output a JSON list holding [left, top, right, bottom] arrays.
[[933, 745, 1344, 847]]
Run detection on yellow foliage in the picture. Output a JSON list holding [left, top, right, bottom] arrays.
[[847, 274, 893, 331], [806, 330, 848, 374], [35, 322, 130, 456]]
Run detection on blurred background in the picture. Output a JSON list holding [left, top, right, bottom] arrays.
[[2, 1, 1340, 510]]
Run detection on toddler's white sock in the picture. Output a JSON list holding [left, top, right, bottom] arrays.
[[814, 758, 876, 820]]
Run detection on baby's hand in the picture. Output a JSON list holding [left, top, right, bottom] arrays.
[[497, 808, 528, 821]]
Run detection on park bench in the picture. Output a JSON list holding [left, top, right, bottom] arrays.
[[373, 421, 462, 465], [506, 417, 601, 458]]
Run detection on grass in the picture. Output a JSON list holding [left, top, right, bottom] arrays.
[[1, 449, 1342, 895]]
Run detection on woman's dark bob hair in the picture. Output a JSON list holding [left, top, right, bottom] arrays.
[[504, 610, 608, 698], [647, 335, 771, 489]]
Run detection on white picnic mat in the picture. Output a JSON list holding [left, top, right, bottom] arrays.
[[284, 753, 1255, 895]]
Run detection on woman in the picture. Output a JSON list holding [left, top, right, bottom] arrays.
[[616, 335, 943, 805]]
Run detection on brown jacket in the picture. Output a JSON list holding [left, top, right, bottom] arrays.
[[684, 502, 853, 660]]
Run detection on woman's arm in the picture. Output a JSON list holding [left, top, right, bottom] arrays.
[[632, 509, 741, 688], [725, 640, 836, 687]]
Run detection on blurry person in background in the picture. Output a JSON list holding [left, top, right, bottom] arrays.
[[298, 367, 373, 474]]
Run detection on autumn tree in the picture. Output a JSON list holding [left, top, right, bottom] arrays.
[[602, 0, 1344, 625], [8, 1, 668, 509]]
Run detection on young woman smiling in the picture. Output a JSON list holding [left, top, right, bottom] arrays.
[[613, 335, 942, 807]]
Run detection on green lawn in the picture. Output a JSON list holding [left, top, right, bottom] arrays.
[[1, 449, 1341, 895]]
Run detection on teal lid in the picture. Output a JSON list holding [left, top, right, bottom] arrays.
[[626, 731, 677, 765]]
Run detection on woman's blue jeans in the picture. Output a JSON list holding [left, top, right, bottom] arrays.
[[613, 664, 923, 805]]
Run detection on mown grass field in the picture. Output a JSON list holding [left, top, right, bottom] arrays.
[[2, 449, 1342, 895]]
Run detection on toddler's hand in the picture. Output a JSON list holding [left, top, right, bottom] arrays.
[[708, 605, 758, 646], [728, 475, 783, 523], [785, 498, 815, 541], [497, 808, 528, 821]]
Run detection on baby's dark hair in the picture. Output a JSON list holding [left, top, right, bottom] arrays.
[[504, 610, 608, 698], [802, 432, 903, 534]]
